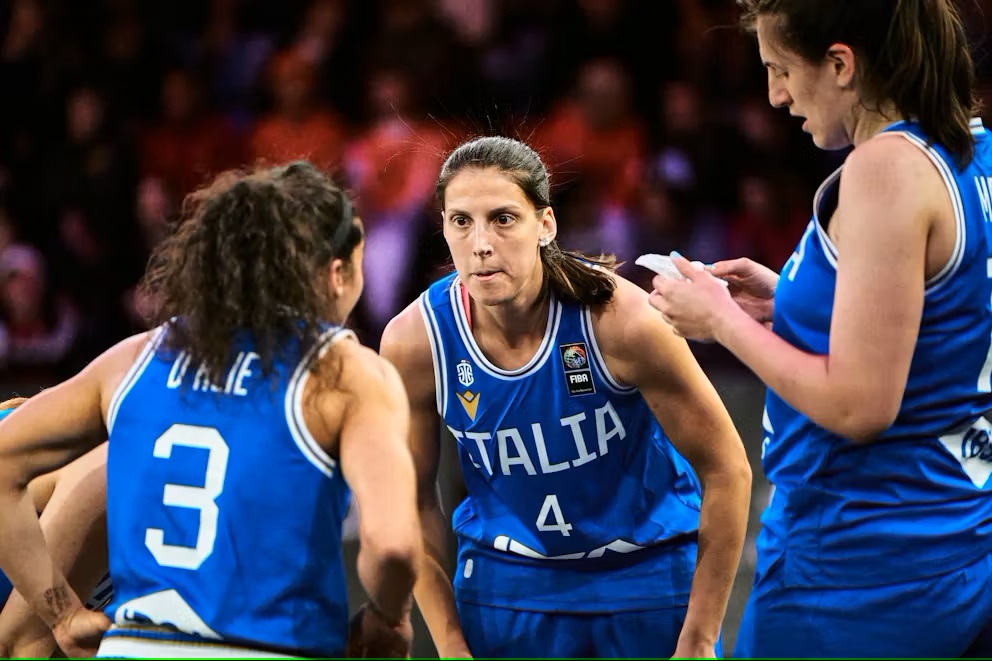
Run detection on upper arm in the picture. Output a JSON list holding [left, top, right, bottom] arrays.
[[0, 333, 148, 489], [334, 345, 419, 549], [599, 278, 747, 476], [828, 137, 935, 425], [380, 302, 442, 508]]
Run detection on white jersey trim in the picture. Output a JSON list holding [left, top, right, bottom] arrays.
[[97, 635, 299, 659], [811, 165, 842, 269], [419, 292, 448, 417], [895, 131, 967, 293], [580, 307, 636, 395], [285, 327, 355, 478], [450, 276, 561, 380], [810, 133, 967, 293], [107, 327, 165, 436]]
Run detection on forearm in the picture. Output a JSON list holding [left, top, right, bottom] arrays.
[[713, 306, 852, 432], [680, 465, 751, 646], [0, 483, 82, 629], [356, 541, 417, 625], [413, 504, 469, 656]]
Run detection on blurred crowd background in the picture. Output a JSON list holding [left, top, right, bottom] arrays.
[[9, 0, 992, 387], [5, 0, 992, 653]]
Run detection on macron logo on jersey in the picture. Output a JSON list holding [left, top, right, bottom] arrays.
[[457, 390, 480, 420]]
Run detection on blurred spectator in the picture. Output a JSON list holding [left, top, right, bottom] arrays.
[[725, 171, 808, 271], [345, 67, 447, 339], [290, 0, 365, 123], [37, 84, 138, 251], [535, 57, 646, 206], [122, 177, 174, 331], [249, 48, 346, 172], [474, 0, 551, 116], [0, 244, 79, 381], [368, 0, 473, 119], [650, 79, 740, 212], [98, 1, 163, 123], [0, 0, 916, 378], [140, 67, 245, 199], [553, 175, 636, 264], [196, 0, 276, 124]]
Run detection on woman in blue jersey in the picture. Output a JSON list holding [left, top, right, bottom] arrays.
[[651, 0, 992, 657], [0, 432, 110, 658], [0, 161, 423, 658], [0, 396, 112, 659], [380, 136, 752, 659]]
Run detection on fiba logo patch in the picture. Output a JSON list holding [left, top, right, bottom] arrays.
[[457, 360, 474, 387], [561, 345, 587, 370], [559, 342, 595, 396]]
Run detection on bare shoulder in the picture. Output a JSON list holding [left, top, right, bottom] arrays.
[[839, 131, 947, 235], [843, 132, 946, 194], [589, 271, 658, 360], [313, 337, 407, 409], [589, 270, 698, 389], [94, 330, 161, 407], [379, 299, 435, 406]]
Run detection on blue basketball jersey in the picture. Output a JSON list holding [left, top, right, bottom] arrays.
[[420, 273, 702, 612], [762, 118, 992, 586], [99, 325, 353, 657]]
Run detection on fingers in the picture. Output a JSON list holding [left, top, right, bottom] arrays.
[[647, 291, 677, 329], [709, 257, 751, 279], [669, 254, 699, 281]]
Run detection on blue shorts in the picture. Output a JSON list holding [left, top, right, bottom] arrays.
[[458, 601, 722, 658], [0, 570, 11, 609], [734, 537, 992, 658]]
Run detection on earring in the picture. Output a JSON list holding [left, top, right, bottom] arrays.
[[539, 237, 550, 247]]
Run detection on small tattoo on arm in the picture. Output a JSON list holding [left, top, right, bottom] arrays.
[[43, 585, 71, 618]]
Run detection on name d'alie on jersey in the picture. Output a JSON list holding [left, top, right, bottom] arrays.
[[165, 350, 261, 395]]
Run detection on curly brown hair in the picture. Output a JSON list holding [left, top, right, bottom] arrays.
[[140, 161, 362, 384]]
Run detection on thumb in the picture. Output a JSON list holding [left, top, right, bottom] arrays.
[[73, 610, 111, 638], [708, 259, 737, 279]]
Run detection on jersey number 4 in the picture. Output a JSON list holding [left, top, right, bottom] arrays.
[[536, 494, 573, 536], [145, 424, 230, 570]]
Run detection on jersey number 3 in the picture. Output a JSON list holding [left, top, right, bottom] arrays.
[[145, 424, 230, 570]]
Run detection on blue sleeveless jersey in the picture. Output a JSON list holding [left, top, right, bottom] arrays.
[[420, 273, 702, 612], [763, 118, 992, 587], [100, 325, 353, 657]]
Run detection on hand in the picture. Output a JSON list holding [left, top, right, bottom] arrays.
[[346, 602, 414, 658], [709, 257, 778, 325], [671, 639, 717, 659], [648, 255, 738, 342], [437, 640, 473, 658], [52, 607, 110, 658]]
